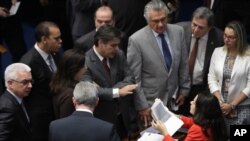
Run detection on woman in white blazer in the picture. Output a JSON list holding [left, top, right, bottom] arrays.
[[208, 21, 250, 125]]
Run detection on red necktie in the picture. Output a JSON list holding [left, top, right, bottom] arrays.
[[189, 38, 200, 79], [102, 58, 110, 76]]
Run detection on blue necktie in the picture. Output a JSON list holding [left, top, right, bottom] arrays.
[[159, 33, 172, 70]]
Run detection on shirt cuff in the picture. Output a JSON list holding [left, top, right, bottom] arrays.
[[112, 88, 119, 98]]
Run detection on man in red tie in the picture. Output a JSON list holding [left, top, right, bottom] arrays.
[[176, 7, 224, 116], [83, 25, 138, 141]]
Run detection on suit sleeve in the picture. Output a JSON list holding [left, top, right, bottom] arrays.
[[178, 27, 191, 97], [0, 107, 15, 140], [109, 125, 121, 141], [208, 48, 220, 93], [71, 0, 101, 12], [127, 37, 149, 111]]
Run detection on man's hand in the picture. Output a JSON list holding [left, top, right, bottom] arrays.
[[176, 95, 185, 106], [138, 108, 152, 128], [118, 84, 138, 97], [0, 7, 9, 17]]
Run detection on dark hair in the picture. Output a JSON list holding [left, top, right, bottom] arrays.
[[193, 93, 228, 141], [35, 21, 59, 42], [192, 7, 214, 27], [94, 24, 122, 46], [50, 49, 85, 94]]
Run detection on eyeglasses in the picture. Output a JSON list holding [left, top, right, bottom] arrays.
[[12, 79, 34, 86], [224, 34, 237, 41]]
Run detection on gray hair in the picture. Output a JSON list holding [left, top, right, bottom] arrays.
[[73, 81, 98, 107], [192, 7, 214, 27], [144, 0, 169, 22], [4, 63, 31, 87]]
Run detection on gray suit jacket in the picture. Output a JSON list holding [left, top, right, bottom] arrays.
[[176, 21, 224, 87], [127, 24, 190, 110], [83, 48, 136, 129]]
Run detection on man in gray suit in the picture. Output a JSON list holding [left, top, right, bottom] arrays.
[[83, 25, 138, 140], [176, 7, 224, 116], [127, 0, 190, 127]]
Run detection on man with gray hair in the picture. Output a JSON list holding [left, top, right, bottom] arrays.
[[49, 81, 120, 141], [127, 0, 190, 128], [0, 63, 32, 141], [176, 6, 224, 116]]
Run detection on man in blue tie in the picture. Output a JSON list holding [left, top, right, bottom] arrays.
[[127, 0, 190, 129]]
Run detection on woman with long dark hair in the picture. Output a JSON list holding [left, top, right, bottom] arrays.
[[152, 93, 228, 141], [50, 49, 86, 119]]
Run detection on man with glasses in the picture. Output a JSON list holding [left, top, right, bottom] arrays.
[[176, 7, 224, 116], [127, 0, 190, 129], [20, 21, 62, 141], [0, 63, 32, 141]]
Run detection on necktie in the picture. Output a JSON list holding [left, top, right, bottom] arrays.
[[48, 55, 57, 73], [21, 101, 30, 122], [189, 38, 200, 79], [159, 33, 172, 70], [102, 58, 110, 76]]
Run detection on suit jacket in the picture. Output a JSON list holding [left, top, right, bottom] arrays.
[[83, 48, 136, 129], [163, 116, 212, 141], [69, 0, 101, 41], [74, 30, 95, 51], [208, 47, 250, 105], [49, 111, 120, 141], [176, 21, 224, 87], [127, 24, 190, 110], [0, 91, 31, 141], [20, 47, 60, 141], [53, 87, 75, 119]]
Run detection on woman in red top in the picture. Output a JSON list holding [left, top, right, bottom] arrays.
[[152, 93, 228, 141]]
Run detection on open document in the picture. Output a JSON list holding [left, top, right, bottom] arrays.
[[151, 98, 183, 136], [138, 98, 184, 141]]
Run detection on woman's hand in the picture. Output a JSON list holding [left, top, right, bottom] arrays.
[[151, 120, 169, 136]]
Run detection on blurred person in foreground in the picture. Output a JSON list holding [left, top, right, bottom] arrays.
[[49, 81, 120, 141], [152, 93, 228, 141]]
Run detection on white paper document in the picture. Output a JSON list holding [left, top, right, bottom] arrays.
[[9, 1, 21, 16], [138, 132, 164, 141], [151, 98, 183, 136]]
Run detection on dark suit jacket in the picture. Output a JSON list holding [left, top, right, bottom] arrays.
[[74, 30, 95, 51], [69, 0, 101, 41], [83, 48, 136, 130], [20, 47, 60, 141], [176, 21, 224, 87], [49, 111, 120, 141], [0, 91, 31, 141]]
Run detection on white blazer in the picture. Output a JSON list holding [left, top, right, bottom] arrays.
[[208, 47, 250, 105]]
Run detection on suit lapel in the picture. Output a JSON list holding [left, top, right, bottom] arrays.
[[32, 48, 53, 74], [145, 26, 169, 72], [89, 49, 112, 84]]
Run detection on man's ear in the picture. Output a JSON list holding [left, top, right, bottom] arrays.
[[95, 97, 99, 107], [72, 97, 77, 107]]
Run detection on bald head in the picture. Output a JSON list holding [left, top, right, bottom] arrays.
[[94, 6, 115, 29]]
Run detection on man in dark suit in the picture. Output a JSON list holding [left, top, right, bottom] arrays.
[[74, 6, 115, 52], [49, 81, 120, 141], [0, 63, 32, 141], [20, 21, 62, 141], [176, 7, 224, 116], [83, 25, 138, 140]]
